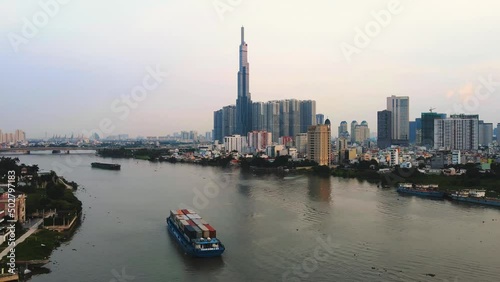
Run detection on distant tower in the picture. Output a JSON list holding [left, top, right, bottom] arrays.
[[387, 95, 410, 145], [307, 119, 332, 166], [350, 120, 358, 143], [236, 26, 252, 135]]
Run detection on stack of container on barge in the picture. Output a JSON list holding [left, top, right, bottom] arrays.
[[166, 209, 225, 257]]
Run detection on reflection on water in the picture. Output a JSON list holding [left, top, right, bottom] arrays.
[[307, 175, 331, 202]]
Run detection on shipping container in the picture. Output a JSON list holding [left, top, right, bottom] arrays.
[[175, 215, 188, 221], [192, 226, 203, 239], [176, 209, 183, 215], [199, 219, 208, 225], [187, 220, 196, 226], [187, 214, 202, 220], [187, 209, 197, 214], [204, 224, 216, 238], [197, 224, 210, 238], [184, 225, 196, 239]]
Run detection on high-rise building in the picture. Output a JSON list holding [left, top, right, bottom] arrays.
[[300, 100, 316, 133], [189, 131, 198, 141], [205, 132, 212, 141], [409, 121, 417, 144], [316, 114, 325, 126], [421, 112, 446, 148], [289, 99, 301, 137], [497, 123, 500, 143], [251, 102, 266, 131], [14, 130, 26, 142], [354, 121, 370, 144], [337, 137, 348, 163], [415, 118, 422, 145], [434, 114, 479, 150], [307, 119, 331, 166], [478, 121, 493, 146], [377, 110, 392, 149], [266, 101, 280, 143], [236, 27, 252, 135], [224, 134, 247, 153], [387, 95, 409, 145], [295, 133, 308, 155], [338, 121, 348, 138], [247, 131, 272, 152], [213, 110, 223, 142], [222, 105, 237, 138], [279, 100, 290, 137], [350, 121, 358, 143]]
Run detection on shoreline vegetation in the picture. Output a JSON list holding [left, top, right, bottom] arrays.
[[0, 157, 82, 277], [98, 148, 500, 195]]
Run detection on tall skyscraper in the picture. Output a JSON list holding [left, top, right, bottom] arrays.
[[377, 110, 392, 149], [421, 112, 446, 148], [350, 120, 358, 143], [354, 121, 370, 144], [251, 102, 266, 131], [415, 118, 422, 145], [222, 105, 237, 138], [300, 100, 316, 133], [497, 123, 500, 143], [338, 121, 348, 138], [316, 114, 325, 126], [279, 100, 290, 137], [213, 110, 223, 142], [387, 95, 409, 145], [289, 99, 301, 137], [307, 119, 332, 166], [266, 101, 280, 143], [478, 121, 493, 146], [236, 27, 252, 135], [434, 114, 479, 150]]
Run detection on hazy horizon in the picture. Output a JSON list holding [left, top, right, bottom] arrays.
[[2, 0, 500, 139]]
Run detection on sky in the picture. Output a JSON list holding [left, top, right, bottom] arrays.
[[1, 0, 500, 138]]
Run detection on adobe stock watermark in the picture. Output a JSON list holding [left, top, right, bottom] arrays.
[[7, 0, 71, 53], [213, 0, 243, 22], [449, 74, 499, 114], [282, 235, 339, 282], [51, 65, 168, 175], [178, 171, 232, 212], [109, 267, 135, 282], [340, 0, 403, 63]]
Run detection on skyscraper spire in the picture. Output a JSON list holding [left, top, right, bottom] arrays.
[[236, 26, 252, 135]]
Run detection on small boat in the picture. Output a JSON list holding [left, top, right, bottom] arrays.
[[166, 209, 225, 257], [91, 162, 121, 170]]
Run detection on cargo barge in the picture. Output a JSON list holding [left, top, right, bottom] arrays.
[[451, 190, 500, 207], [397, 183, 444, 198], [91, 162, 121, 170], [166, 209, 225, 257]]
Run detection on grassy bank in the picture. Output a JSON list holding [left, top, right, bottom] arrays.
[[14, 230, 62, 261]]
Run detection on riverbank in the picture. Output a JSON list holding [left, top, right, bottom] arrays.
[[96, 148, 500, 194], [0, 157, 82, 277]]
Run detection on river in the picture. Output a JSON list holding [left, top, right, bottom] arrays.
[[13, 153, 500, 282]]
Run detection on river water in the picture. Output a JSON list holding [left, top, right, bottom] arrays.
[[13, 153, 500, 282]]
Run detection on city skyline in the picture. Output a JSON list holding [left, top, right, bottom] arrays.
[[2, 1, 500, 138]]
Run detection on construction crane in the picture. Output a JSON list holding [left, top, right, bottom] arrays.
[[429, 107, 436, 113]]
